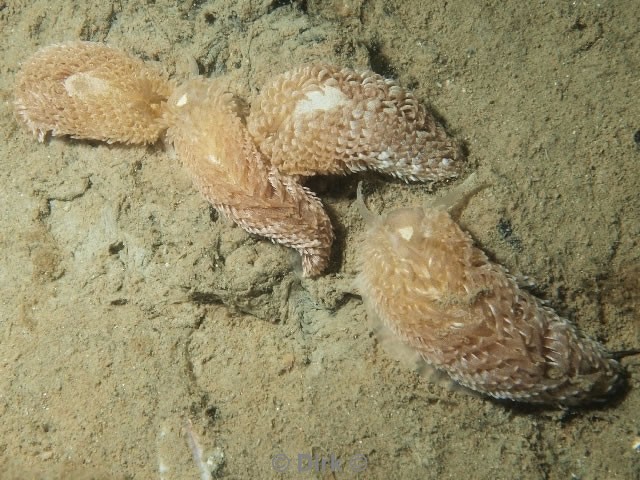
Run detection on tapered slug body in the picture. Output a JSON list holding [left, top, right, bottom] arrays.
[[355, 193, 623, 405], [14, 41, 174, 144], [165, 79, 334, 277], [248, 64, 463, 183]]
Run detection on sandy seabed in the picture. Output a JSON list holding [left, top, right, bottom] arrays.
[[0, 1, 639, 479]]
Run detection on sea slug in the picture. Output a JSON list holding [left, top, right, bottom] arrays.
[[164, 78, 334, 276], [14, 41, 174, 144], [247, 64, 463, 184], [355, 186, 624, 405]]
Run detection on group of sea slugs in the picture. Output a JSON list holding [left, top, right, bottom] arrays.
[[13, 41, 637, 407]]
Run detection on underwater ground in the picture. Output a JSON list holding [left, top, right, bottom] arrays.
[[0, 1, 639, 478]]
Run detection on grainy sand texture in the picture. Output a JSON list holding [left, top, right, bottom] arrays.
[[1, 1, 639, 479]]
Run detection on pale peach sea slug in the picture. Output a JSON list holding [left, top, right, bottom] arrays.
[[164, 78, 334, 277], [247, 64, 463, 184], [14, 41, 174, 144], [355, 188, 624, 405]]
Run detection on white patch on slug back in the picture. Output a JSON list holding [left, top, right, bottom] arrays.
[[293, 86, 348, 118], [176, 93, 188, 107], [397, 226, 414, 241], [64, 72, 110, 98]]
